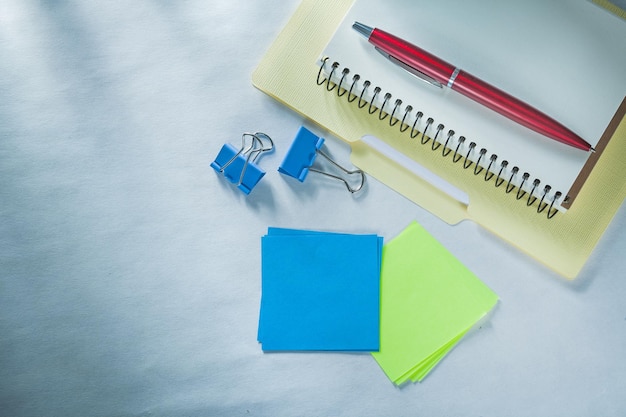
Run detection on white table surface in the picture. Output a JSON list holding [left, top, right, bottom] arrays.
[[1, 1, 625, 416]]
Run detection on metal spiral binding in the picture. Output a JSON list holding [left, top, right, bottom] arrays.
[[317, 57, 562, 219]]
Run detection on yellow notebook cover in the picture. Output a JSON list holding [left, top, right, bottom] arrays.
[[252, 0, 626, 278]]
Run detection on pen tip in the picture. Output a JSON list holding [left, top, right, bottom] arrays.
[[352, 22, 373, 39], [590, 146, 596, 153]]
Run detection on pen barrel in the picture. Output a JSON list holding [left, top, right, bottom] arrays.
[[369, 28, 591, 151], [370, 29, 457, 85], [451, 71, 591, 150]]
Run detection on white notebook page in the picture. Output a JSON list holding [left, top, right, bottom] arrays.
[[321, 0, 626, 211]]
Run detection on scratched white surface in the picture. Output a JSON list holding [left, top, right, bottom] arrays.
[[1, 1, 625, 416]]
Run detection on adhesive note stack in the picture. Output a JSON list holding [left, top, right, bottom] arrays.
[[374, 222, 498, 384], [257, 224, 498, 385], [258, 228, 383, 351]]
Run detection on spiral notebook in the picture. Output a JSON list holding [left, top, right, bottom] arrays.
[[320, 0, 626, 214], [252, 0, 626, 278]]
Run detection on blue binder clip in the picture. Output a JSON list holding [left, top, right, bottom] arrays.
[[278, 126, 365, 193], [211, 132, 274, 194]]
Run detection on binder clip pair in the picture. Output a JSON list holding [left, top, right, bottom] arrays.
[[211, 132, 274, 194], [278, 126, 366, 193]]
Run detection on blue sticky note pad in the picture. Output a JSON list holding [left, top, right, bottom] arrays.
[[258, 229, 382, 351]]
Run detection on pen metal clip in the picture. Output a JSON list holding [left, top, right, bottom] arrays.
[[375, 47, 443, 89]]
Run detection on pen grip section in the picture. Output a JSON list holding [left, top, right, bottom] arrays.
[[451, 71, 589, 150]]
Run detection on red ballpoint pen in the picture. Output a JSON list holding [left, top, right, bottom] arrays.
[[353, 22, 594, 152]]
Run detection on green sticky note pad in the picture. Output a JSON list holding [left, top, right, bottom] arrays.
[[372, 222, 498, 384], [258, 228, 382, 351]]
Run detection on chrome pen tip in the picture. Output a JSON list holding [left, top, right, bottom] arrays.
[[352, 22, 374, 39]]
